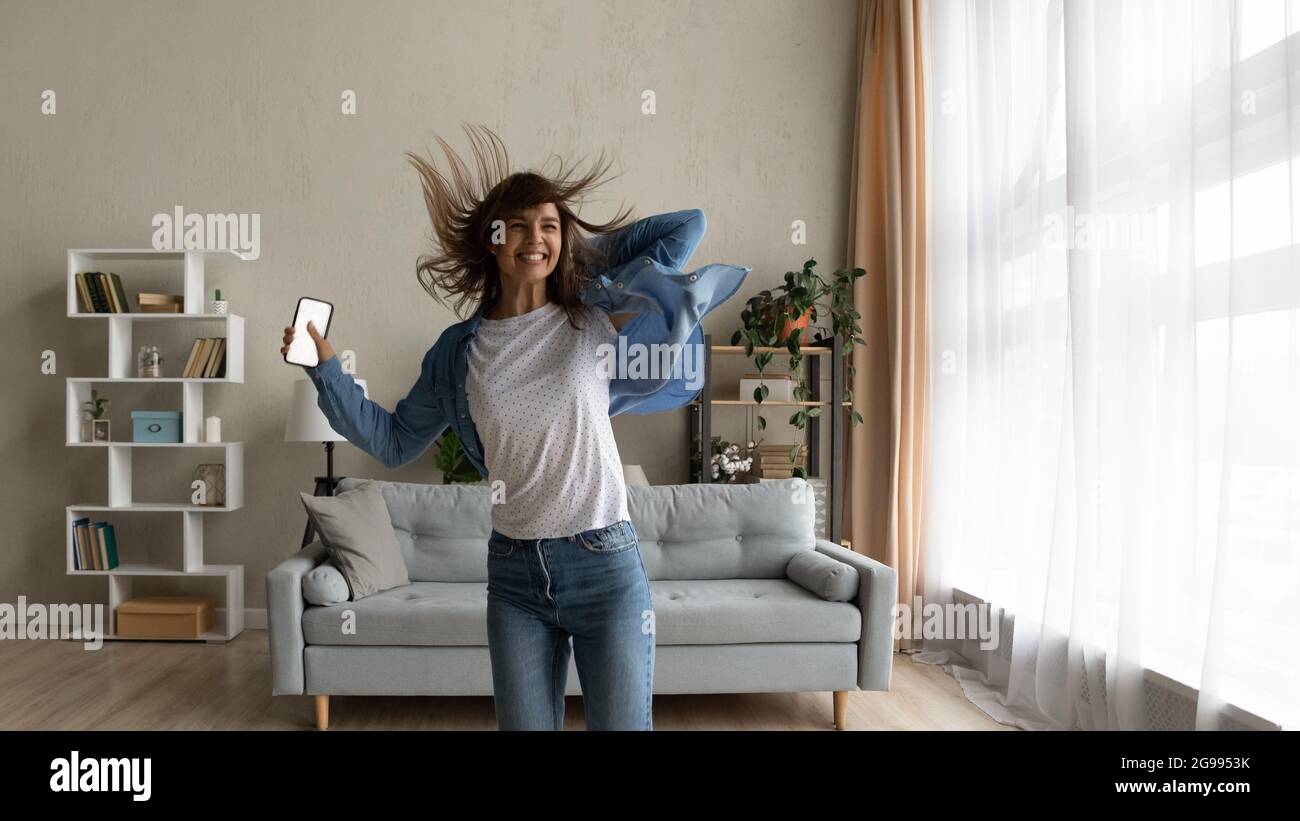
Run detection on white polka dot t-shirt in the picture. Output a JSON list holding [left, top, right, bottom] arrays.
[[465, 300, 629, 540]]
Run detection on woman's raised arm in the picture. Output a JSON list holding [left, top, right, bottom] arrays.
[[590, 208, 707, 272], [301, 339, 449, 471]]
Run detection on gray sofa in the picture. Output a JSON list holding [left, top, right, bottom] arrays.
[[267, 476, 897, 730]]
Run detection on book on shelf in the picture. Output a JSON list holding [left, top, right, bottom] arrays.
[[99, 273, 120, 312], [89, 272, 109, 312], [182, 337, 227, 378], [72, 517, 89, 569], [99, 523, 119, 570], [92, 522, 107, 570], [187, 338, 212, 377], [74, 273, 93, 312], [756, 443, 806, 479], [758, 444, 806, 461], [137, 292, 185, 313], [109, 273, 130, 313], [72, 517, 119, 571], [201, 337, 219, 377], [205, 337, 226, 377], [74, 272, 133, 314], [76, 272, 108, 313], [181, 338, 203, 378]]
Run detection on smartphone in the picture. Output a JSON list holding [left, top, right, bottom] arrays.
[[284, 297, 334, 368]]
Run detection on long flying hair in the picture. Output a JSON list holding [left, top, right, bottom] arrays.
[[406, 123, 636, 329]]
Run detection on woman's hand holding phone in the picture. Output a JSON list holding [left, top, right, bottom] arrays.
[[281, 320, 336, 367]]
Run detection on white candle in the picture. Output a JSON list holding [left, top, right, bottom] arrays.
[[205, 416, 222, 443]]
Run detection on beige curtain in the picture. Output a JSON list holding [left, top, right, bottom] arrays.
[[844, 0, 928, 651]]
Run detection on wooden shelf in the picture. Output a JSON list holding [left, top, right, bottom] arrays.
[[692, 400, 854, 407], [690, 332, 846, 544], [711, 344, 834, 355]]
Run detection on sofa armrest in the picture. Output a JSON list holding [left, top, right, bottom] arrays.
[[814, 538, 897, 691], [266, 540, 329, 696]]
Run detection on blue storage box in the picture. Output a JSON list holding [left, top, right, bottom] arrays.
[[132, 410, 182, 443]]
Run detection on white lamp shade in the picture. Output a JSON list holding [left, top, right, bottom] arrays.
[[622, 464, 649, 486], [284, 377, 367, 442]]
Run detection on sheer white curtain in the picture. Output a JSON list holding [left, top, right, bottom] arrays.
[[920, 0, 1300, 730]]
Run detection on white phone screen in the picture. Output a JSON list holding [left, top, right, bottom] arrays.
[[287, 297, 333, 367]]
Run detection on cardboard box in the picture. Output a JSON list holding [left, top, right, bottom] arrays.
[[116, 595, 214, 638]]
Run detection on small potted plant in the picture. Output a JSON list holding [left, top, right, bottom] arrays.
[[209, 288, 228, 315], [730, 258, 866, 477], [81, 388, 111, 442], [434, 429, 485, 484], [710, 436, 760, 484]]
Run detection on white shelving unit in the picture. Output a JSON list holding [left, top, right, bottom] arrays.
[[66, 249, 246, 643]]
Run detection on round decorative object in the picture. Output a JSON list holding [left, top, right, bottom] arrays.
[[86, 419, 111, 443], [192, 463, 226, 507], [209, 300, 228, 315]]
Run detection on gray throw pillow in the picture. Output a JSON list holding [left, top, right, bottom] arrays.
[[786, 550, 859, 601], [299, 480, 410, 600], [302, 561, 351, 606]]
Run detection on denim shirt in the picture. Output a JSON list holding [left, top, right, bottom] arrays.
[[305, 208, 749, 478]]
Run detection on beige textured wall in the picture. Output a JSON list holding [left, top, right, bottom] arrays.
[[0, 0, 859, 609]]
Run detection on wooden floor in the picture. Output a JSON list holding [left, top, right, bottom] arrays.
[[0, 631, 1013, 730]]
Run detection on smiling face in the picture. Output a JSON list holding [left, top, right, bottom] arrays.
[[490, 202, 562, 287]]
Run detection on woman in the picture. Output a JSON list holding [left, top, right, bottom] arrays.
[[280, 124, 749, 730]]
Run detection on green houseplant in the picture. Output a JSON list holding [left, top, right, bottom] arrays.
[[80, 388, 111, 442], [433, 428, 484, 483], [730, 258, 866, 478]]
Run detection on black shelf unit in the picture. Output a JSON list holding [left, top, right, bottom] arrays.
[[687, 333, 845, 544]]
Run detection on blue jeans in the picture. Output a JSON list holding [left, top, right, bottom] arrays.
[[485, 518, 655, 730]]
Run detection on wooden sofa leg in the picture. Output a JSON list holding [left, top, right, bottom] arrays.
[[832, 691, 847, 730], [315, 695, 329, 730]]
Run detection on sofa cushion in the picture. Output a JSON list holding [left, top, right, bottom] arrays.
[[303, 582, 487, 646], [650, 579, 861, 644], [301, 578, 860, 647], [300, 480, 410, 600], [627, 479, 818, 581], [335, 477, 492, 583], [334, 476, 821, 584], [302, 561, 350, 606], [785, 550, 859, 601]]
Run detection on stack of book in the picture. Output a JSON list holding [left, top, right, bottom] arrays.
[[136, 292, 185, 313], [72, 517, 120, 571], [182, 337, 227, 378], [74, 271, 132, 314], [758, 443, 807, 479]]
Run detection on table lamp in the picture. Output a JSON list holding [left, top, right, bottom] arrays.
[[285, 376, 367, 546]]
